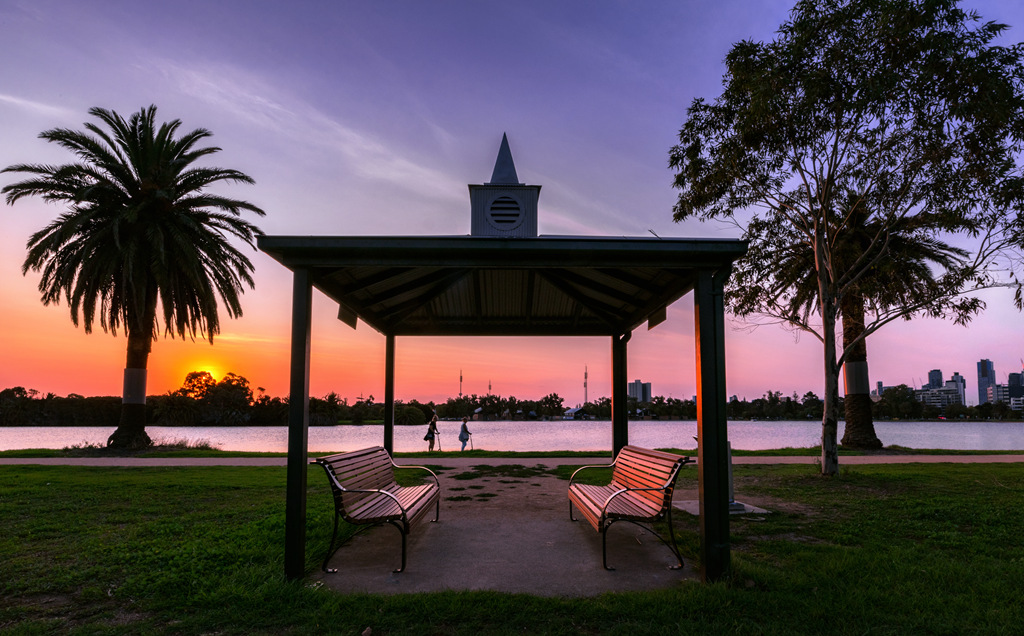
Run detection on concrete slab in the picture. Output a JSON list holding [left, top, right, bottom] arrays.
[[311, 463, 698, 597], [674, 500, 769, 516]]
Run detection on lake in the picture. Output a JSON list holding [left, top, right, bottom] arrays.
[[3, 419, 1024, 452]]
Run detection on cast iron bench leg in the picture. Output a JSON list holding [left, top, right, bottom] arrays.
[[322, 513, 341, 573], [388, 521, 407, 573], [602, 521, 615, 571]]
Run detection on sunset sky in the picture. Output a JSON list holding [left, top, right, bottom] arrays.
[[2, 0, 1023, 407]]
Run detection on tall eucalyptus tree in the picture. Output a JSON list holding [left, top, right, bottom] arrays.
[[669, 0, 1024, 474]]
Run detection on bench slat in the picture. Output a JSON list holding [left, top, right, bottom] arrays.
[[313, 446, 440, 572], [567, 445, 690, 571], [347, 483, 437, 522], [568, 445, 688, 532], [335, 463, 395, 491], [570, 483, 661, 521]]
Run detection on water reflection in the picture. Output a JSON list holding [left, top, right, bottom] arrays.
[[3, 420, 1024, 452]]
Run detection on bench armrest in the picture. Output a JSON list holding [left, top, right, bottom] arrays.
[[568, 461, 615, 487], [317, 466, 406, 508], [312, 462, 406, 511], [600, 485, 671, 514], [390, 460, 441, 491]]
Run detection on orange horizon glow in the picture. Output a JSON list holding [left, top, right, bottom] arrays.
[[5, 239, 1023, 406]]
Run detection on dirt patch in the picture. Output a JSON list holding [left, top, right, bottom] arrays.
[[437, 464, 565, 515]]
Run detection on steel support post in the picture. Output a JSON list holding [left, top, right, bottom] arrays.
[[285, 268, 312, 580], [694, 267, 731, 582], [384, 334, 396, 453], [611, 331, 630, 455]]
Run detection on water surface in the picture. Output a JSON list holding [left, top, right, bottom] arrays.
[[4, 419, 1024, 452]]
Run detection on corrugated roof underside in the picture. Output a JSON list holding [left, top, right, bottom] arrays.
[[316, 265, 693, 336]]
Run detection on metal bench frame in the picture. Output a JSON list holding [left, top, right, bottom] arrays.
[[568, 445, 693, 570], [312, 446, 440, 573]]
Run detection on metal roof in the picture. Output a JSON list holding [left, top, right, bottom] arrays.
[[258, 234, 747, 337]]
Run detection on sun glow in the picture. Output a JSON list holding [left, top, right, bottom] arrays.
[[181, 364, 221, 385]]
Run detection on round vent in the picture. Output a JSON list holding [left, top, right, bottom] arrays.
[[487, 196, 523, 231]]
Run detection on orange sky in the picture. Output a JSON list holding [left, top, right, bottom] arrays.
[[3, 240, 1022, 406], [2, 1, 1023, 407]]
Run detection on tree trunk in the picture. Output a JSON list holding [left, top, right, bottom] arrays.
[[107, 299, 155, 450], [815, 229, 840, 476], [821, 320, 841, 476], [840, 292, 882, 449]]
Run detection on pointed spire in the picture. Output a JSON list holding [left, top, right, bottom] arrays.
[[488, 133, 523, 185]]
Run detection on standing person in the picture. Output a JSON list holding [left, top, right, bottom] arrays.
[[458, 416, 472, 451], [425, 413, 439, 451]]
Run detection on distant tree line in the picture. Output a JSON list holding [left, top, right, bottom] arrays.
[[5, 374, 1019, 427], [0, 372, 568, 427]]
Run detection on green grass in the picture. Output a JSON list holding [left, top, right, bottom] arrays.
[[2, 463, 1024, 634]]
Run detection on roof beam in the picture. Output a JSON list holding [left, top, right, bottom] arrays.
[[535, 270, 621, 330], [546, 268, 644, 306], [377, 269, 473, 326], [329, 267, 416, 295]]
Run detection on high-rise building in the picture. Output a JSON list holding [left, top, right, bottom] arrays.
[[978, 359, 995, 404], [916, 371, 966, 410], [988, 384, 1011, 404], [627, 379, 652, 403], [928, 369, 943, 389], [950, 372, 966, 405], [1009, 372, 1024, 399]]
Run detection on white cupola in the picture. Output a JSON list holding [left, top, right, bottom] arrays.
[[468, 133, 541, 237]]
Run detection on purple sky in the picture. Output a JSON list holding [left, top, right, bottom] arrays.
[[1, 0, 1022, 404]]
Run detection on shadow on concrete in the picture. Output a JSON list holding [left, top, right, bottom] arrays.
[[311, 461, 700, 597]]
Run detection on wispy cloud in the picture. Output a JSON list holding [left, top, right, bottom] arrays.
[[0, 93, 76, 120], [152, 60, 466, 203], [213, 332, 287, 346]]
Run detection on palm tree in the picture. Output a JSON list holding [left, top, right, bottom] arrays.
[[754, 207, 967, 448], [3, 106, 265, 449]]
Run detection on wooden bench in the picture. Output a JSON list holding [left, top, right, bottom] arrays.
[[312, 446, 440, 573], [568, 445, 693, 570]]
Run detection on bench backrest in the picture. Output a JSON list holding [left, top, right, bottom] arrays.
[[313, 446, 396, 513], [611, 445, 686, 510]]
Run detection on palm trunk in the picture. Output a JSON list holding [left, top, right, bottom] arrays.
[[840, 292, 882, 449], [107, 295, 155, 449]]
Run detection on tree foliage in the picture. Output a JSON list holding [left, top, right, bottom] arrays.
[[669, 0, 1024, 474]]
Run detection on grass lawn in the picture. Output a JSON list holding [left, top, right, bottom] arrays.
[[1, 461, 1023, 634]]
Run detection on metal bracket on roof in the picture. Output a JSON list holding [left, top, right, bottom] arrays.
[[338, 303, 358, 330], [647, 306, 667, 330]]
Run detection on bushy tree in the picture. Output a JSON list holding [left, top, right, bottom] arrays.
[[670, 0, 1024, 474]]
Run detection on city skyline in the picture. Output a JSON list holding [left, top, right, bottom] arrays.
[[878, 357, 1024, 407], [2, 1, 1024, 407]]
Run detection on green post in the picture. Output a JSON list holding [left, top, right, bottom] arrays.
[[694, 267, 731, 582], [611, 331, 630, 455], [384, 334, 395, 453], [285, 268, 312, 580]]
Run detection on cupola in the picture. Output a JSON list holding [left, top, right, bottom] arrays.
[[469, 134, 541, 237]]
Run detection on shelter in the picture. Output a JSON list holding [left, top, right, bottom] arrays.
[[257, 135, 746, 582]]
